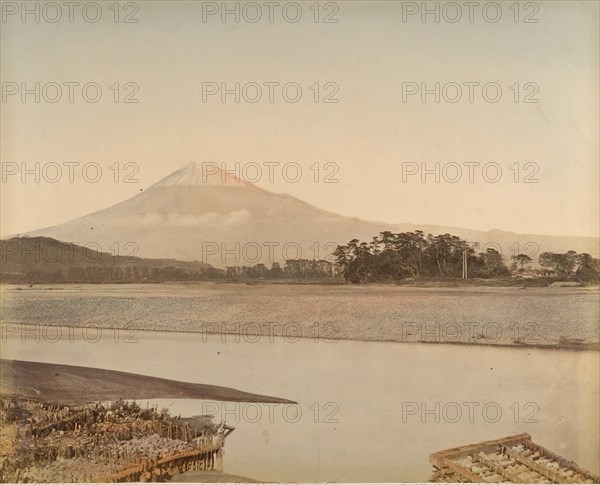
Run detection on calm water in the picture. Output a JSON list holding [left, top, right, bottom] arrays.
[[2, 327, 598, 482]]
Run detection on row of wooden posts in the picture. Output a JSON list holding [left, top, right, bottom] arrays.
[[27, 420, 217, 461], [3, 398, 227, 482]]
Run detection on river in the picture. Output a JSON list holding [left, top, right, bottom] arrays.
[[2, 326, 598, 482]]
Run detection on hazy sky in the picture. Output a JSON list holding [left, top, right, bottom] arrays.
[[1, 0, 598, 237]]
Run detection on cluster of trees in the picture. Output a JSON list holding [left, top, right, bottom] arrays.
[[226, 259, 338, 280], [3, 265, 224, 284], [332, 231, 509, 283], [538, 251, 599, 281], [3, 236, 598, 285], [66, 265, 224, 283]]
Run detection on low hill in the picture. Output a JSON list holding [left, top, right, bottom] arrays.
[[0, 236, 221, 284]]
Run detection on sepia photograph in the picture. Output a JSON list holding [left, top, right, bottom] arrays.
[[0, 1, 599, 483]]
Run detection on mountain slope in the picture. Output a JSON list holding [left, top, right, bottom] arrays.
[[25, 163, 599, 265]]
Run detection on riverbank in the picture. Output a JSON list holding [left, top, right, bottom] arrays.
[[3, 278, 599, 288], [169, 471, 260, 482], [0, 360, 295, 405], [2, 283, 598, 350], [2, 329, 598, 482], [0, 360, 291, 483], [0, 394, 234, 482]]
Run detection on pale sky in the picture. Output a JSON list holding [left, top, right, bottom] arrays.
[[1, 0, 598, 238]]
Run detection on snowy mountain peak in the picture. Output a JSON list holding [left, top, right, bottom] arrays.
[[152, 162, 255, 189]]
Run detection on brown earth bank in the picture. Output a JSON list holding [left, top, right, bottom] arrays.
[[0, 360, 296, 405], [168, 470, 261, 482]]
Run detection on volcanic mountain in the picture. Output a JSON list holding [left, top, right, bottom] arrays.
[[25, 163, 599, 266]]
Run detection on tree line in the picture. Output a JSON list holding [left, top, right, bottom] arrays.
[[225, 259, 338, 280], [332, 231, 599, 283], [2, 235, 598, 284], [1, 265, 224, 284], [333, 231, 508, 283], [538, 251, 599, 280]]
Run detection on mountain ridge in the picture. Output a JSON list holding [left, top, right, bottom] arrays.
[[18, 163, 599, 266]]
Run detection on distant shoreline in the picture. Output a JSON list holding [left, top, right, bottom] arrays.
[[2, 322, 598, 353], [3, 283, 598, 352], [3, 280, 599, 289], [2, 274, 598, 289]]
